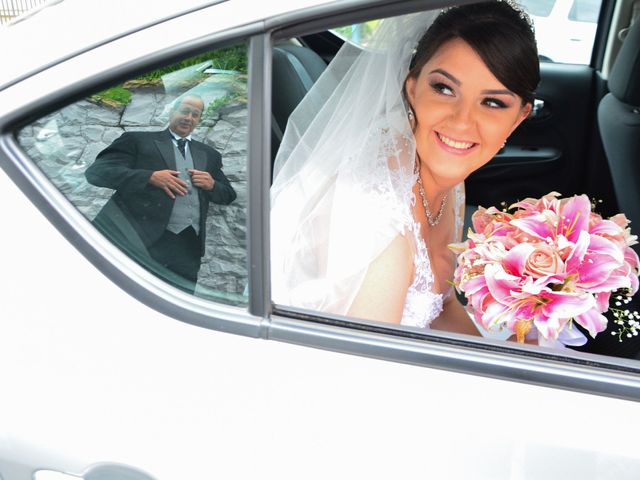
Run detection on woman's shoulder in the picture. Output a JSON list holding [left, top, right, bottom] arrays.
[[346, 233, 414, 324]]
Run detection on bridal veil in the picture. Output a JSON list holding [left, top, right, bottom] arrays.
[[270, 9, 461, 315]]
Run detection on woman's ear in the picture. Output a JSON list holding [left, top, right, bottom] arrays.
[[405, 76, 416, 107], [509, 102, 533, 134]]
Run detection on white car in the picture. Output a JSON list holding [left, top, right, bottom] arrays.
[[1, 0, 640, 479], [522, 0, 601, 63]]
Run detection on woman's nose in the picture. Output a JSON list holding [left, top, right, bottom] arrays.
[[449, 101, 474, 128]]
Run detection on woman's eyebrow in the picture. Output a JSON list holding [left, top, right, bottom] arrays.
[[429, 68, 460, 85], [429, 68, 516, 97], [481, 89, 515, 96]]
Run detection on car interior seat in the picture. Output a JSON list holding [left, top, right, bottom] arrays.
[[598, 19, 640, 236], [271, 43, 327, 173]]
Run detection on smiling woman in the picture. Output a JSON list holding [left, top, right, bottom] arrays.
[[271, 1, 539, 335], [405, 38, 533, 190]]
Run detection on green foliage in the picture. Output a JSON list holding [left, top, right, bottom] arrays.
[[87, 44, 248, 108], [89, 86, 133, 106], [137, 44, 248, 81], [332, 20, 381, 46], [204, 91, 245, 119]]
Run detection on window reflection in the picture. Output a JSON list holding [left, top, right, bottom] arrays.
[[17, 45, 249, 306]]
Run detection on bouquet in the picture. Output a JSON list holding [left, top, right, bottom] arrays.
[[450, 192, 640, 347]]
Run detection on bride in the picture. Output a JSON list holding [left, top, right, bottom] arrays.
[[271, 1, 538, 333]]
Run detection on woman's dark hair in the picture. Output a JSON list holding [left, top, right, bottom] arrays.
[[405, 1, 540, 106]]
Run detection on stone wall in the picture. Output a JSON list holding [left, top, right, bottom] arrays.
[[17, 76, 248, 304]]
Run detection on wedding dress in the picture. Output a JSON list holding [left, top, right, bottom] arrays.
[[401, 184, 464, 328], [270, 10, 464, 327]]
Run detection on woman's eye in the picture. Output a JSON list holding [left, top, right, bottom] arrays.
[[430, 82, 454, 96], [483, 97, 507, 109]]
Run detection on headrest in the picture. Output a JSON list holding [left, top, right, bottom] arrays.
[[609, 19, 640, 106]]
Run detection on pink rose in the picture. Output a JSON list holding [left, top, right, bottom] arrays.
[[523, 244, 565, 278]]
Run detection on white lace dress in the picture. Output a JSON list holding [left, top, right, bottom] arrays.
[[400, 220, 444, 328], [271, 124, 465, 327], [400, 183, 464, 328]]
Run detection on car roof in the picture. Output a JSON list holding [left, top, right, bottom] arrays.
[[0, 0, 338, 89]]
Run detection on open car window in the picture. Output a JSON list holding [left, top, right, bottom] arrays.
[[270, 6, 640, 367]]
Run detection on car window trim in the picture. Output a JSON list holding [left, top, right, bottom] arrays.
[[247, 34, 273, 320], [270, 308, 640, 402]]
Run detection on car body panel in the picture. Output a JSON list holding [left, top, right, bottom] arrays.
[[2, 167, 640, 478], [2, 0, 640, 478]]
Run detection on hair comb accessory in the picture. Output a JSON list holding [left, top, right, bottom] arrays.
[[496, 0, 535, 32], [440, 1, 535, 33]]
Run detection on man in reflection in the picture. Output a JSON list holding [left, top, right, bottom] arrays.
[[86, 94, 236, 293]]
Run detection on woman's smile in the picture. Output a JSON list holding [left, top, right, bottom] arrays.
[[435, 131, 477, 154]]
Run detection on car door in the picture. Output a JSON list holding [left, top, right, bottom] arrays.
[[3, 1, 640, 479]]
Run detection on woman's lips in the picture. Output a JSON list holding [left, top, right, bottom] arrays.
[[435, 131, 478, 155]]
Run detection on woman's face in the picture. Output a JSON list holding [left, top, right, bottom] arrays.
[[405, 38, 532, 186]]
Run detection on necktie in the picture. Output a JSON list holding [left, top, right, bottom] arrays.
[[177, 138, 187, 158]]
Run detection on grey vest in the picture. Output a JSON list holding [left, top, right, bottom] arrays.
[[166, 142, 201, 235]]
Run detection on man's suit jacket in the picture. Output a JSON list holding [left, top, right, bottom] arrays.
[[85, 129, 236, 256]]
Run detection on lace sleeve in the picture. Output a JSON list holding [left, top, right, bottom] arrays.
[[453, 181, 466, 242]]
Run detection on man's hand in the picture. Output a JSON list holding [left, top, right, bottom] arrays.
[[149, 169, 188, 199], [188, 169, 215, 191]]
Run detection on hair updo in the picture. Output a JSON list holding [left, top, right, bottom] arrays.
[[405, 1, 540, 106]]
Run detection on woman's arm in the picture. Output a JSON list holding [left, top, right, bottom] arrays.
[[347, 234, 414, 324], [430, 294, 481, 335]]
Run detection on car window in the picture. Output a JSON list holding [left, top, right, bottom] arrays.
[[271, 8, 640, 366], [16, 43, 248, 306], [521, 0, 603, 64]]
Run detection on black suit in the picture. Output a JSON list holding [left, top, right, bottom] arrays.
[[86, 129, 236, 291]]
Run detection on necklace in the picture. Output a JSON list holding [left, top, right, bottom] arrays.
[[416, 175, 448, 227]]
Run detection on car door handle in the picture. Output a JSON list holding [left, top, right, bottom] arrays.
[[529, 98, 549, 119]]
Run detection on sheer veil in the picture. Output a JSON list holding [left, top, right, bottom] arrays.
[[271, 9, 455, 315]]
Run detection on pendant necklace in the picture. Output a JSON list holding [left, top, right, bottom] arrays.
[[416, 175, 448, 227]]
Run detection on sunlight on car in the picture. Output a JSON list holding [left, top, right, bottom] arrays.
[[520, 0, 602, 64]]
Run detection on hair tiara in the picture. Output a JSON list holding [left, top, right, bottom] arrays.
[[441, 1, 535, 33]]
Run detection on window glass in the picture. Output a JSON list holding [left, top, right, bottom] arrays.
[[17, 44, 248, 306], [521, 0, 602, 64]]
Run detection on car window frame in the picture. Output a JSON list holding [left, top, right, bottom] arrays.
[[265, 0, 640, 402]]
